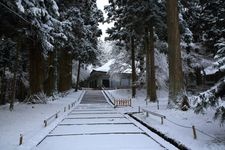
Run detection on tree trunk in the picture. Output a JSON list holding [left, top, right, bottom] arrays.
[[75, 60, 81, 92], [29, 37, 44, 95], [145, 27, 150, 99], [58, 49, 72, 92], [131, 36, 136, 98], [195, 67, 202, 86], [149, 24, 157, 102], [44, 51, 55, 96], [9, 42, 19, 111], [167, 0, 183, 107], [0, 67, 6, 105]]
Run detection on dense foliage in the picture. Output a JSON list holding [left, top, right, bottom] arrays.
[[0, 0, 102, 106], [104, 0, 225, 123]]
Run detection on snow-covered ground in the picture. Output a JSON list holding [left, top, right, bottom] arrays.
[[109, 89, 225, 150], [1, 89, 224, 150], [0, 90, 84, 150]]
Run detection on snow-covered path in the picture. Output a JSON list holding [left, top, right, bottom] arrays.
[[34, 90, 177, 150]]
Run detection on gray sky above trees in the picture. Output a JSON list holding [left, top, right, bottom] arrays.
[[97, 0, 113, 40]]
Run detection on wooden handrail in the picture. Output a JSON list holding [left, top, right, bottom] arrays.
[[141, 108, 166, 124], [101, 88, 115, 107], [44, 111, 60, 127]]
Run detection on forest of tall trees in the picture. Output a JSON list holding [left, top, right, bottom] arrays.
[[0, 0, 103, 109], [104, 0, 225, 123], [0, 0, 225, 123]]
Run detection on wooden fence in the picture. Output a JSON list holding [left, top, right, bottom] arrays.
[[114, 99, 131, 107]]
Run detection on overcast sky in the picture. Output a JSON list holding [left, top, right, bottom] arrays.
[[96, 0, 113, 40]]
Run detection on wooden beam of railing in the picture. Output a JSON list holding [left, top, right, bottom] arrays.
[[142, 108, 166, 124], [44, 111, 60, 127]]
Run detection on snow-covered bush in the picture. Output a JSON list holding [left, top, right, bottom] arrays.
[[191, 78, 225, 124], [24, 92, 48, 104], [214, 106, 225, 125], [214, 39, 225, 71]]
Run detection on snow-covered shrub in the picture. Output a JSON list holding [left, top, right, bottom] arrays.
[[214, 106, 225, 125], [192, 91, 218, 114], [214, 39, 225, 71], [59, 90, 70, 98], [191, 77, 225, 124], [24, 92, 48, 104]]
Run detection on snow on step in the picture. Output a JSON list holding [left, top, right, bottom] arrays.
[[80, 90, 107, 104], [67, 113, 123, 119], [36, 134, 165, 150], [34, 90, 170, 150], [60, 117, 131, 125], [49, 124, 143, 135], [75, 104, 112, 109], [70, 110, 116, 114]]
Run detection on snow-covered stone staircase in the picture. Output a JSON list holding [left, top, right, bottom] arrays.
[[34, 90, 176, 150]]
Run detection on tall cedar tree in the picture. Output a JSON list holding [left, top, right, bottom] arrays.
[[105, 0, 164, 99], [167, 0, 184, 107]]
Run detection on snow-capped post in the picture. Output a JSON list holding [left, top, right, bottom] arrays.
[[192, 125, 197, 139], [138, 106, 141, 113], [68, 104, 70, 110], [19, 134, 23, 145], [157, 100, 159, 110], [64, 107, 66, 112], [44, 111, 60, 127], [161, 117, 164, 125], [44, 120, 47, 127]]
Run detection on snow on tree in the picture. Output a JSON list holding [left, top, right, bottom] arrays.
[[0, 38, 17, 105], [14, 0, 67, 53], [180, 0, 225, 123], [181, 0, 225, 54], [214, 39, 225, 71], [105, 0, 166, 98], [191, 77, 225, 124]]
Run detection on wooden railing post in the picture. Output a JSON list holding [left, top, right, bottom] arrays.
[[161, 117, 163, 124], [44, 120, 47, 127], [192, 125, 197, 139], [44, 111, 60, 127], [19, 134, 23, 145]]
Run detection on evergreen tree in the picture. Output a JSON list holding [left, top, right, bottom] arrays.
[[105, 0, 165, 98], [0, 0, 103, 104], [167, 0, 183, 108], [0, 38, 17, 105], [181, 0, 225, 54]]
